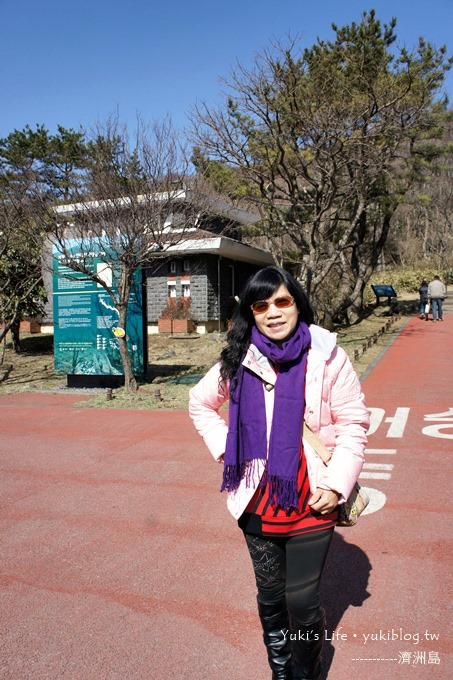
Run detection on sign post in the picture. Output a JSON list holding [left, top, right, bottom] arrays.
[[371, 284, 397, 306], [52, 239, 147, 387]]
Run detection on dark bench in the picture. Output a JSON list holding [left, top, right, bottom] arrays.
[[371, 284, 397, 306]]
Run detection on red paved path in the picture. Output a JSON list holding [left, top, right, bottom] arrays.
[[0, 314, 451, 679]]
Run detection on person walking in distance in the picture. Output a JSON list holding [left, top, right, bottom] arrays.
[[418, 280, 429, 320], [189, 266, 369, 679], [428, 275, 447, 322]]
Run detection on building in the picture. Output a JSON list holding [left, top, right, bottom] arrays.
[[43, 189, 274, 334], [148, 229, 274, 333]]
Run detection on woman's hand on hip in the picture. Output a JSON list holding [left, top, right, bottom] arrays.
[[308, 488, 340, 514]]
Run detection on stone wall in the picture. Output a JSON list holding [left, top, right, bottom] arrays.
[[146, 255, 261, 326]]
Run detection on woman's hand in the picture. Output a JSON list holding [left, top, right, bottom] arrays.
[[308, 488, 340, 514]]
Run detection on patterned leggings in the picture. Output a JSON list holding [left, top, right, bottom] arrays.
[[244, 529, 334, 625]]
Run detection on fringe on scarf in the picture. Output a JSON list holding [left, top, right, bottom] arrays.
[[221, 459, 261, 493], [267, 475, 299, 511], [221, 464, 299, 512]]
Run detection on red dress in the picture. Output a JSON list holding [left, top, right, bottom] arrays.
[[238, 442, 337, 537]]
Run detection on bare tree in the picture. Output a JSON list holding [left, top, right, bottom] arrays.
[[192, 12, 452, 324], [48, 117, 213, 391]]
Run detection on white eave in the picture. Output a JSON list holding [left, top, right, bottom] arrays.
[[165, 236, 274, 265], [53, 191, 187, 216], [53, 191, 261, 227]]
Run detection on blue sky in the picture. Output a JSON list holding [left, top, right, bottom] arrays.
[[1, 0, 451, 138]]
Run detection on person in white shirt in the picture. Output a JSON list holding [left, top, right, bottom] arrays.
[[427, 275, 447, 321]]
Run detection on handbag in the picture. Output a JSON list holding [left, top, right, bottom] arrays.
[[424, 302, 430, 314], [302, 423, 369, 527]]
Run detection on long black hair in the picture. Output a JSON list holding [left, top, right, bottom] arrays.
[[220, 266, 314, 381]]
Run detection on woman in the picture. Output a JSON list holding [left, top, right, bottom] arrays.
[[189, 266, 369, 679]]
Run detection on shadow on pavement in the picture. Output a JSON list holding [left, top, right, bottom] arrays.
[[320, 532, 372, 678]]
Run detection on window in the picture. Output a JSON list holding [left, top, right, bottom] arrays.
[[183, 259, 191, 272], [167, 281, 176, 298], [169, 261, 177, 274], [182, 282, 191, 298]]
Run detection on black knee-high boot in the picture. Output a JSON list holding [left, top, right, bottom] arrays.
[[257, 599, 293, 680], [289, 609, 325, 680]]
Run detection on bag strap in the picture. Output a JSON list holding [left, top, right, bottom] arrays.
[[302, 422, 332, 465]]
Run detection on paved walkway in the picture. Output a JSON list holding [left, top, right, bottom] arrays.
[[0, 309, 451, 679]]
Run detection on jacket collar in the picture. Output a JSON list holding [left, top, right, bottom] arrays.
[[242, 342, 277, 385], [309, 324, 337, 359]]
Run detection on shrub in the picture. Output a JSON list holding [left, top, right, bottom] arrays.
[[159, 297, 191, 319], [367, 266, 440, 302]]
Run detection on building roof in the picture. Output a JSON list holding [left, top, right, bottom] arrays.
[[166, 232, 274, 265], [53, 188, 261, 227], [53, 189, 272, 266]]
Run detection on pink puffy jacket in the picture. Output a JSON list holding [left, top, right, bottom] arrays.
[[189, 325, 369, 519]]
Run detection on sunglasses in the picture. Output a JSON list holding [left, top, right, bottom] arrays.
[[251, 295, 295, 315]]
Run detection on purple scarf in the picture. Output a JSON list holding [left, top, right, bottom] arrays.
[[221, 322, 311, 510]]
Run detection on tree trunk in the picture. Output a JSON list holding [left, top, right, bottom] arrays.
[[117, 304, 137, 393], [11, 319, 21, 353]]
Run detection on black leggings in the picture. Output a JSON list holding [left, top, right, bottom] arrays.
[[244, 529, 334, 625]]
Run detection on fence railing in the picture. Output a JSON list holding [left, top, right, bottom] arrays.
[[352, 315, 399, 363]]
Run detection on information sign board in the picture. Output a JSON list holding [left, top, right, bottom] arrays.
[[52, 240, 145, 376], [371, 284, 397, 298]]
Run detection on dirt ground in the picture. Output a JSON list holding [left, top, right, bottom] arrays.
[[0, 301, 415, 410]]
